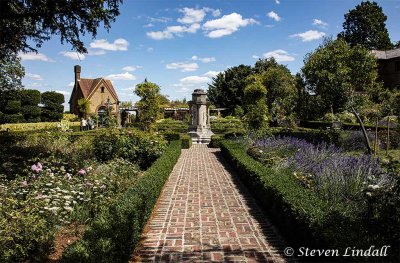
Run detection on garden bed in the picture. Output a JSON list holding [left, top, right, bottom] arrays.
[[220, 138, 399, 261]]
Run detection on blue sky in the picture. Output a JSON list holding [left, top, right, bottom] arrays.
[[19, 0, 400, 110]]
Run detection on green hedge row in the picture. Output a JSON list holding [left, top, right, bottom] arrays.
[[220, 140, 368, 252], [180, 134, 192, 149], [61, 140, 182, 263]]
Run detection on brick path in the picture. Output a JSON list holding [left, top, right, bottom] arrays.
[[135, 144, 288, 262]]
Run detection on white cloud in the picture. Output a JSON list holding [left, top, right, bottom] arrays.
[[55, 90, 70, 96], [60, 51, 85, 60], [148, 16, 171, 23], [192, 55, 216, 63], [146, 30, 173, 40], [143, 23, 154, 28], [18, 52, 54, 62], [166, 62, 199, 72], [290, 30, 326, 42], [203, 13, 257, 38], [275, 0, 281, 4], [68, 82, 74, 87], [106, 72, 136, 80], [147, 23, 200, 40], [252, 55, 260, 59], [26, 73, 43, 81], [122, 66, 142, 71], [89, 38, 129, 51], [203, 71, 220, 78], [178, 7, 207, 24], [312, 19, 328, 28], [267, 11, 281, 21], [180, 76, 210, 85], [263, 49, 295, 62]]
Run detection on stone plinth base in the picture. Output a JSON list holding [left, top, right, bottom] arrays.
[[188, 130, 214, 144]]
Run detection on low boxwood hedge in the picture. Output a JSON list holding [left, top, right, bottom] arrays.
[[220, 140, 370, 254], [180, 134, 192, 149], [61, 140, 181, 263], [209, 135, 223, 148]]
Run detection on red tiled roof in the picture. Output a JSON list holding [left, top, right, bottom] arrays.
[[77, 78, 119, 101]]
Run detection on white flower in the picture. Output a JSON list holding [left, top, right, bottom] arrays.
[[64, 206, 73, 212]]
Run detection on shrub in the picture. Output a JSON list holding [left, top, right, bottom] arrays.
[[210, 116, 244, 134], [61, 141, 181, 263], [155, 118, 188, 133], [209, 135, 223, 148], [4, 113, 25, 123], [22, 105, 41, 121], [93, 129, 167, 169], [41, 91, 65, 122], [20, 89, 41, 106], [180, 134, 192, 149], [4, 100, 21, 114], [163, 131, 180, 141]]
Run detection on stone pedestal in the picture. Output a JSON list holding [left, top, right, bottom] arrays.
[[188, 89, 214, 144]]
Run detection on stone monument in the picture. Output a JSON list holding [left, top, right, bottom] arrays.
[[188, 89, 214, 144]]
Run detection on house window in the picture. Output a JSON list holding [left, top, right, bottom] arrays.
[[395, 61, 400, 72], [101, 87, 105, 93]]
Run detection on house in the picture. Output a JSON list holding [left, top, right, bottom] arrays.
[[372, 48, 400, 89], [69, 65, 120, 123]]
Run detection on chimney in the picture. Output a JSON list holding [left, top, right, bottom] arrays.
[[74, 65, 81, 85]]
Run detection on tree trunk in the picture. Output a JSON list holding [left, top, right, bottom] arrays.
[[351, 107, 372, 154]]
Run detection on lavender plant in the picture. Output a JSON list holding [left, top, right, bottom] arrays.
[[252, 136, 394, 204]]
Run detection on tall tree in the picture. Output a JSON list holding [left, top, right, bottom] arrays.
[[301, 38, 382, 117], [338, 1, 392, 50], [0, 0, 122, 58], [134, 80, 161, 131], [0, 53, 24, 92], [207, 65, 253, 114]]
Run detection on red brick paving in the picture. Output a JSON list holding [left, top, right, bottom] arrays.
[[135, 144, 289, 262]]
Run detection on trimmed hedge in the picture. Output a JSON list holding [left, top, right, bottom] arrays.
[[209, 135, 223, 148], [0, 122, 80, 132], [220, 140, 370, 252], [300, 120, 400, 131], [61, 140, 181, 263], [163, 131, 180, 141], [180, 134, 192, 149]]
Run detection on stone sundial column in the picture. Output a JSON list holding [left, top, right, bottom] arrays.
[[188, 89, 214, 144]]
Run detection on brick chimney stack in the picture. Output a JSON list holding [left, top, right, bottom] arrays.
[[74, 65, 81, 85]]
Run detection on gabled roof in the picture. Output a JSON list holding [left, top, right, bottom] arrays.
[[77, 78, 119, 101], [372, 48, 400, 60]]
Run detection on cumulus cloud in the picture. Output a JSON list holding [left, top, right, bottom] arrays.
[[192, 55, 216, 63], [312, 19, 328, 28], [263, 49, 295, 62], [122, 65, 142, 72], [178, 7, 207, 24], [106, 72, 136, 80], [275, 0, 281, 4], [89, 38, 129, 51], [203, 13, 257, 38], [147, 23, 200, 40], [290, 30, 326, 42], [60, 51, 85, 60], [180, 75, 210, 85], [166, 62, 199, 72], [26, 73, 43, 81], [18, 52, 54, 62], [267, 11, 281, 21], [203, 71, 220, 78]]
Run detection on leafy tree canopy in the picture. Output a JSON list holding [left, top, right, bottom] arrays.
[[301, 38, 382, 116], [207, 64, 253, 114], [0, 0, 122, 58], [0, 53, 24, 92], [338, 1, 392, 50], [134, 80, 161, 131]]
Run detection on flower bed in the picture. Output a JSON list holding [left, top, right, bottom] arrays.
[[61, 140, 182, 262], [0, 129, 170, 262], [220, 139, 399, 260]]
